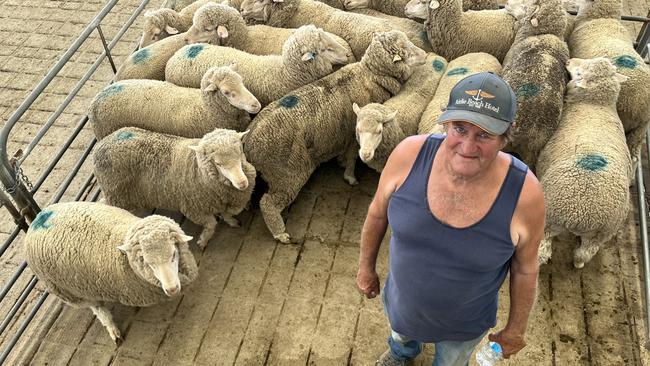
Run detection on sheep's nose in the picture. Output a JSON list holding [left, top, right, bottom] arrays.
[[236, 180, 248, 190], [163, 284, 181, 297], [251, 102, 261, 113]]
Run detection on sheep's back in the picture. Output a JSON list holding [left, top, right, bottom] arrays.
[[116, 34, 186, 81]]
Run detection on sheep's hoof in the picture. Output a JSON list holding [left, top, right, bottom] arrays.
[[222, 216, 241, 228], [573, 259, 585, 269], [274, 233, 291, 244], [197, 239, 209, 249], [110, 329, 123, 346], [344, 175, 358, 186]]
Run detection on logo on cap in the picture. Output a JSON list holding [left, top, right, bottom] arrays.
[[465, 89, 495, 101]]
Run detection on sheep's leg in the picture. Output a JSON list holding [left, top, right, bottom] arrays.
[[626, 125, 646, 176], [90, 306, 122, 344], [573, 232, 610, 269], [220, 213, 241, 228], [260, 184, 303, 244], [341, 142, 359, 186], [184, 212, 217, 248], [538, 228, 560, 265]]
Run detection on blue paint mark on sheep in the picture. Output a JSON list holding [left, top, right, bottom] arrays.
[[447, 67, 469, 76], [185, 44, 205, 59], [516, 83, 540, 99], [432, 59, 445, 72], [115, 131, 135, 141], [279, 95, 299, 108], [613, 55, 637, 69], [97, 84, 124, 101], [32, 210, 54, 231], [577, 154, 608, 171], [419, 30, 429, 44], [131, 48, 150, 64]]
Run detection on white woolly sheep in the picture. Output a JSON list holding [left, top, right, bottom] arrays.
[[91, 66, 261, 140], [140, 0, 212, 48], [569, 0, 650, 165], [536, 57, 631, 268], [505, 0, 575, 40], [348, 53, 447, 178], [367, 0, 498, 19], [425, 0, 516, 62], [116, 34, 188, 81], [94, 127, 256, 248], [239, 0, 433, 59], [501, 0, 569, 170], [24, 202, 198, 343], [418, 52, 501, 135], [243, 30, 426, 243], [166, 25, 350, 107]]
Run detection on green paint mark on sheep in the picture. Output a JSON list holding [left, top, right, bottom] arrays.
[[279, 95, 299, 108], [185, 44, 205, 59], [613, 55, 637, 69], [32, 210, 54, 231], [447, 67, 469, 76], [577, 154, 608, 171], [131, 48, 150, 64], [516, 83, 540, 99], [419, 30, 429, 44], [97, 84, 124, 101], [115, 131, 135, 141], [432, 59, 445, 72]]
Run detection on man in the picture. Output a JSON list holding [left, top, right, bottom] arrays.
[[356, 72, 545, 366]]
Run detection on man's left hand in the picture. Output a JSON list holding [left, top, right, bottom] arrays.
[[488, 330, 526, 359]]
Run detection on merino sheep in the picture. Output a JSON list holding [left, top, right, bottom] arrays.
[[239, 0, 432, 59], [140, 0, 211, 48], [116, 34, 188, 81], [505, 0, 575, 40], [501, 0, 569, 170], [425, 0, 516, 62], [569, 0, 650, 165], [536, 57, 631, 268], [418, 52, 501, 134], [349, 53, 446, 178], [94, 127, 256, 248], [185, 2, 355, 62], [166, 25, 350, 106], [91, 66, 261, 140], [368, 0, 498, 19], [24, 202, 198, 343], [243, 30, 426, 243]]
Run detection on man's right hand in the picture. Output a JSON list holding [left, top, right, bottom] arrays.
[[356, 268, 380, 299]]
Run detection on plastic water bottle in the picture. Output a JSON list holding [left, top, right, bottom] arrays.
[[475, 341, 503, 366]]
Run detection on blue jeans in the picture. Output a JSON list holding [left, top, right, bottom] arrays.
[[387, 329, 488, 366]]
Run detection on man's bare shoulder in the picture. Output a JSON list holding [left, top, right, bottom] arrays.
[[377, 134, 432, 198], [512, 168, 545, 248]]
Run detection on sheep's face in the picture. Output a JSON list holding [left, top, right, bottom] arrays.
[[185, 3, 236, 45], [377, 31, 427, 67], [566, 57, 627, 90], [201, 66, 262, 114], [505, 0, 532, 20], [353, 103, 397, 163], [289, 26, 350, 68], [139, 10, 179, 48], [404, 0, 428, 19], [191, 130, 251, 190], [342, 0, 369, 10], [317, 30, 351, 65], [241, 0, 273, 22]]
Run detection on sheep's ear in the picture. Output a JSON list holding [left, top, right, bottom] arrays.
[[530, 17, 539, 27], [165, 25, 180, 34], [217, 25, 229, 38], [429, 0, 440, 9], [239, 130, 250, 139], [273, 0, 284, 2], [384, 110, 398, 123], [392, 54, 402, 62], [179, 234, 193, 242], [352, 102, 361, 115], [615, 73, 629, 83], [117, 243, 132, 253], [229, 62, 238, 72], [204, 82, 217, 92], [302, 52, 316, 61]]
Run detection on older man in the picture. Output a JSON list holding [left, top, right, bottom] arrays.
[[356, 72, 545, 366]]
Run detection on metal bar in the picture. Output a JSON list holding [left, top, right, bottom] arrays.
[[643, 131, 650, 350], [0, 227, 21, 259], [75, 171, 97, 202], [0, 291, 48, 364], [0, 190, 27, 232], [90, 187, 102, 202], [51, 139, 96, 204], [96, 25, 117, 74], [0, 262, 27, 304], [0, 276, 38, 335]]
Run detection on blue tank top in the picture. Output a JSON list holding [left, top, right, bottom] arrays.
[[383, 134, 527, 342]]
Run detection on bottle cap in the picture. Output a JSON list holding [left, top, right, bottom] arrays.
[[490, 342, 502, 355]]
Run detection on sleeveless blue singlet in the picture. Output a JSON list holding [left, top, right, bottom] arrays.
[[383, 134, 528, 342]]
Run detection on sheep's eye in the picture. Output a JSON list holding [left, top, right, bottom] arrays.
[[223, 90, 232, 96]]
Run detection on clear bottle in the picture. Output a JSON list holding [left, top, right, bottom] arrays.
[[475, 341, 503, 366]]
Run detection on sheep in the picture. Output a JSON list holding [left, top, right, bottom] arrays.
[[425, 0, 516, 62], [116, 34, 188, 81], [94, 127, 256, 248], [239, 0, 433, 59], [140, 0, 212, 48], [243, 30, 426, 243], [91, 66, 261, 140], [536, 57, 631, 268], [418, 52, 501, 134], [568, 0, 650, 166], [348, 53, 447, 178], [24, 202, 198, 343], [166, 25, 350, 107], [500, 0, 569, 170], [358, 0, 498, 19], [185, 2, 355, 62], [505, 0, 575, 40]]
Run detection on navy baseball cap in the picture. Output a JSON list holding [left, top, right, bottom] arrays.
[[437, 72, 516, 135]]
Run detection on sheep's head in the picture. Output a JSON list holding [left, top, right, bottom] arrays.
[[405, 0, 428, 19], [139, 9, 180, 48], [284, 25, 350, 72], [505, 0, 532, 20], [189, 129, 251, 190], [566, 57, 628, 91], [201, 65, 261, 114], [353, 103, 397, 163], [119, 215, 194, 297], [184, 2, 244, 45], [512, 0, 567, 37], [240, 0, 296, 26], [342, 0, 369, 10], [364, 31, 427, 82]]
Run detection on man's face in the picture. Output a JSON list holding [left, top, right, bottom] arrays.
[[443, 120, 505, 177]]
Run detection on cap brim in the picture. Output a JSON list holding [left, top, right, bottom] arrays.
[[437, 109, 510, 135]]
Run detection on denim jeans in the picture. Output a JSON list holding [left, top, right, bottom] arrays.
[[387, 329, 488, 366]]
